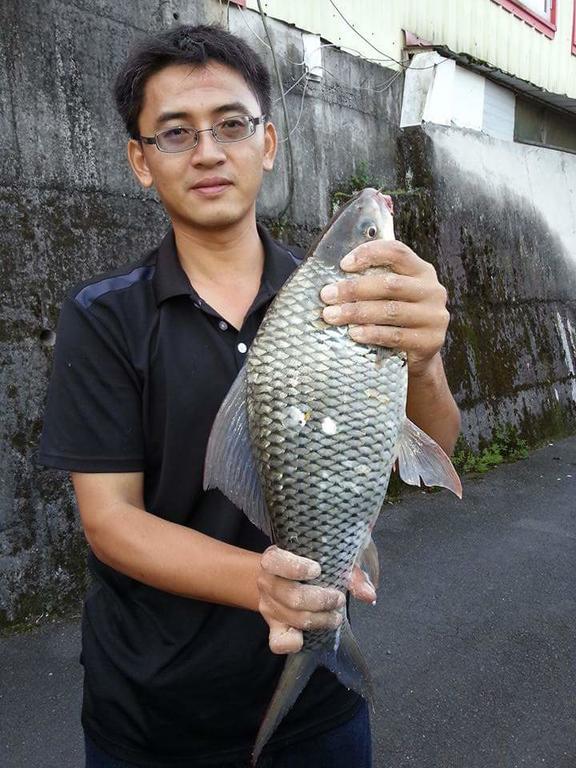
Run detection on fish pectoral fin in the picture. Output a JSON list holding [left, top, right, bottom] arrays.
[[355, 533, 380, 590], [203, 366, 272, 537], [396, 418, 463, 498]]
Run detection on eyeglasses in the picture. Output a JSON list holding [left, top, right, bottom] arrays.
[[139, 114, 267, 153]]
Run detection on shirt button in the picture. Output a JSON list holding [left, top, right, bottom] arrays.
[[237, 342, 248, 354], [218, 320, 228, 331]]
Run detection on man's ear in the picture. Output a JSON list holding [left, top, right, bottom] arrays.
[[263, 121, 277, 172], [127, 139, 154, 188]]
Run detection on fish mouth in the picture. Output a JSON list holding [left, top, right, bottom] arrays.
[[373, 188, 394, 215], [345, 188, 394, 216]]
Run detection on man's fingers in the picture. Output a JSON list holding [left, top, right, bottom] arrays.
[[260, 591, 344, 632], [261, 545, 321, 580], [259, 547, 347, 654], [323, 299, 440, 329], [348, 324, 446, 354], [271, 580, 346, 612], [340, 240, 432, 277], [321, 273, 427, 305], [268, 622, 303, 655], [321, 272, 447, 308]]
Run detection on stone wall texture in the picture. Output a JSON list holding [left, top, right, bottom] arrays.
[[1, 0, 575, 630]]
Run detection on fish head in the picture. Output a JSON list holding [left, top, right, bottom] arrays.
[[315, 188, 395, 269]]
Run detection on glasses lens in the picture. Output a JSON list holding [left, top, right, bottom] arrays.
[[157, 127, 197, 152], [214, 115, 254, 143]]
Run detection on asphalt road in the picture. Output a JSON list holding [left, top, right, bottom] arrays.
[[1, 437, 575, 768]]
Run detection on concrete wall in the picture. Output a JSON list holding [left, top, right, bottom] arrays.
[[0, 0, 575, 630], [394, 125, 576, 447], [0, 0, 403, 629]]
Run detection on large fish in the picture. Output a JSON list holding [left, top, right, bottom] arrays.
[[204, 188, 461, 764]]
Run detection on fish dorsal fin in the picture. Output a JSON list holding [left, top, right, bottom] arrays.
[[203, 367, 272, 537], [397, 418, 463, 498]]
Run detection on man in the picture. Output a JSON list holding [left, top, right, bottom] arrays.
[[38, 24, 460, 768]]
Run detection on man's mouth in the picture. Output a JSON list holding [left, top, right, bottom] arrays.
[[191, 177, 233, 196]]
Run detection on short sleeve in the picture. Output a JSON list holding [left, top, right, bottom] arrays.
[[37, 296, 145, 472]]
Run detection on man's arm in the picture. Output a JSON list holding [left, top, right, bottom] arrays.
[[73, 471, 262, 607], [72, 472, 373, 654], [406, 353, 461, 455]]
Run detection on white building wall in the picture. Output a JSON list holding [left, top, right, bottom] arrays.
[[246, 0, 576, 100]]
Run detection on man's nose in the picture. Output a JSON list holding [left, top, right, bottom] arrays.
[[191, 129, 227, 165]]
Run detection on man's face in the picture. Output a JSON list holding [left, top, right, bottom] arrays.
[[128, 62, 277, 232]]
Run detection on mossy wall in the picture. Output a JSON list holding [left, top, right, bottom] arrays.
[[393, 126, 576, 450], [0, 0, 404, 631], [1, 0, 575, 632]]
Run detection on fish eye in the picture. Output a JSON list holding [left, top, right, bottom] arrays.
[[366, 224, 378, 238]]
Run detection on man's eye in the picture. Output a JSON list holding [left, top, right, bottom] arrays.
[[165, 127, 188, 138], [222, 119, 244, 129]]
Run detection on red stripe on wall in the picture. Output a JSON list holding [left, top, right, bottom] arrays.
[[491, 0, 557, 38]]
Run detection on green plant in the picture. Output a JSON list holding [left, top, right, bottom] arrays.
[[452, 425, 529, 474], [330, 162, 385, 214], [268, 217, 289, 241]]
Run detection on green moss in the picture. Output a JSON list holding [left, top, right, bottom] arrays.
[[517, 396, 576, 445], [0, 534, 89, 637]]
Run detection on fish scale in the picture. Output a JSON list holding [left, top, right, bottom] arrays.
[[246, 256, 407, 651]]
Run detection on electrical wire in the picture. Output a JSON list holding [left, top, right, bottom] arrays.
[[327, 0, 403, 66], [317, 65, 404, 93], [239, 8, 411, 98], [238, 8, 398, 71], [238, 2, 445, 86], [279, 76, 310, 142], [327, 0, 449, 71], [256, 0, 295, 218], [240, 1, 444, 218], [274, 69, 309, 103], [238, 3, 306, 65]]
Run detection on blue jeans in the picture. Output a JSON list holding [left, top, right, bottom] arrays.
[[84, 702, 372, 767]]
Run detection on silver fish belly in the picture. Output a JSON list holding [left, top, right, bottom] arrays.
[[247, 257, 406, 630]]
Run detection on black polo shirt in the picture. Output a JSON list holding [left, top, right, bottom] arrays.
[[37, 225, 361, 767]]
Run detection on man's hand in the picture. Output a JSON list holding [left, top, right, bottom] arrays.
[[320, 240, 449, 378], [258, 546, 377, 654]]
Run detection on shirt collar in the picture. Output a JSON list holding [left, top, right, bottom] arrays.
[[153, 225, 300, 308]]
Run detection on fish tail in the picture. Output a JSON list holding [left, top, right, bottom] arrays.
[[252, 650, 318, 765], [252, 620, 373, 765]]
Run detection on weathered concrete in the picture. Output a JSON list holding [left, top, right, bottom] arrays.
[[0, 0, 403, 628], [393, 125, 576, 448], [0, 0, 575, 629]]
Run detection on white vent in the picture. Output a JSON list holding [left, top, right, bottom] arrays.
[[401, 52, 516, 142], [482, 80, 515, 141], [302, 33, 323, 81]]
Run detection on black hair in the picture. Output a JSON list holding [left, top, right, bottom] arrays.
[[113, 24, 272, 139]]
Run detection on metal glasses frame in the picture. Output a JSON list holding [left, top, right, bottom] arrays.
[[139, 115, 267, 153]]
